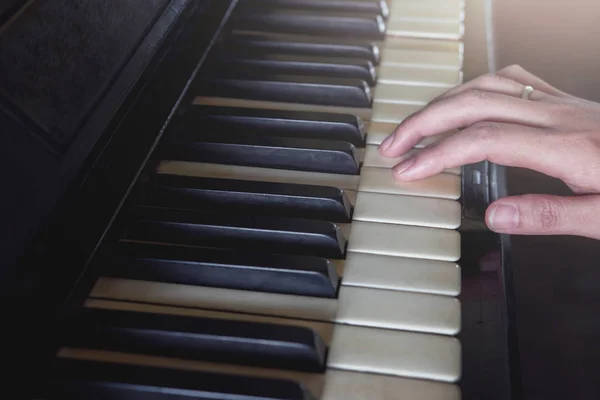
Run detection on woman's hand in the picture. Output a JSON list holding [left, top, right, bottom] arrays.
[[378, 65, 600, 240]]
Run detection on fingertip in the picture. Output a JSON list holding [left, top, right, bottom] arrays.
[[392, 157, 416, 178], [486, 203, 519, 232], [378, 133, 394, 154]]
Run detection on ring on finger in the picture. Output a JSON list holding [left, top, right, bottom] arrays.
[[521, 85, 534, 100]]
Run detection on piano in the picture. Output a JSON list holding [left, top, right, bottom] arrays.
[[1, 0, 521, 399]]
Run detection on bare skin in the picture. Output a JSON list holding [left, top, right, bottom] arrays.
[[379, 65, 600, 240]]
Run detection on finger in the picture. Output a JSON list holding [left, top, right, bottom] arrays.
[[391, 122, 564, 182], [430, 73, 547, 103], [485, 194, 600, 239], [379, 89, 558, 157], [494, 64, 572, 98]]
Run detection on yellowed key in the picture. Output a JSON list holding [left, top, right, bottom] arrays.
[[353, 191, 461, 228], [328, 325, 461, 382], [371, 102, 421, 123], [381, 48, 461, 69], [373, 84, 447, 104], [387, 0, 464, 20], [358, 167, 461, 199], [90, 278, 460, 335], [347, 221, 461, 261], [381, 35, 463, 54], [60, 319, 461, 389], [386, 19, 463, 40], [342, 252, 461, 296], [377, 64, 461, 86], [322, 370, 461, 400]]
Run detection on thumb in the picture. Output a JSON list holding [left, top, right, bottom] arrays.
[[485, 194, 600, 239]]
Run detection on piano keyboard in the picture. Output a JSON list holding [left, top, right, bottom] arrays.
[[43, 1, 467, 399]]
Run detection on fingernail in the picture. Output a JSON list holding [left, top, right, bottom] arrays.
[[488, 204, 519, 231], [393, 157, 416, 176], [379, 134, 394, 152]]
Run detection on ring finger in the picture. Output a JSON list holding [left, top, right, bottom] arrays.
[[430, 73, 548, 104]]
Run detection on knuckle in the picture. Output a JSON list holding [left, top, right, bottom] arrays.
[[531, 198, 563, 231], [500, 64, 525, 74], [480, 72, 507, 86], [466, 89, 493, 102], [471, 122, 501, 142]]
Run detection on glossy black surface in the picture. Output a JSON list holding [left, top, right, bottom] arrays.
[[502, 167, 600, 400], [179, 106, 366, 146], [222, 31, 381, 64], [143, 174, 353, 222], [237, 0, 389, 18], [2, 1, 240, 397], [231, 8, 385, 39], [63, 307, 327, 371], [196, 74, 372, 108], [124, 207, 347, 259], [98, 241, 340, 297], [42, 358, 314, 400], [212, 52, 377, 85], [160, 134, 360, 174]]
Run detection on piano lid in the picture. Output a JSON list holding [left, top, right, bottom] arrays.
[[0, 0, 188, 274]]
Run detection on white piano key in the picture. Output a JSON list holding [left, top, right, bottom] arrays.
[[347, 221, 461, 261], [336, 286, 460, 335], [342, 252, 461, 296], [358, 167, 461, 199], [353, 191, 461, 228], [366, 121, 397, 145], [376, 64, 461, 86], [327, 324, 461, 382], [380, 48, 461, 69], [86, 298, 336, 343], [371, 102, 421, 123], [90, 278, 460, 335], [388, 0, 464, 21], [362, 145, 461, 175], [373, 84, 447, 104], [322, 369, 461, 400], [366, 122, 457, 147], [381, 35, 463, 54], [156, 161, 360, 191], [84, 299, 461, 385], [193, 96, 372, 120], [386, 19, 463, 41], [60, 332, 460, 395]]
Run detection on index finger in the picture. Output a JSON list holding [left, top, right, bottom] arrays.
[[378, 89, 558, 158], [391, 122, 568, 184]]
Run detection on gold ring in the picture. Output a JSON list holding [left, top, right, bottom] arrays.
[[521, 85, 534, 100]]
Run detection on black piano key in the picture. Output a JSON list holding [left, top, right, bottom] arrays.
[[212, 53, 377, 86], [224, 31, 380, 64], [43, 358, 315, 400], [231, 9, 386, 40], [198, 74, 372, 108], [100, 241, 340, 298], [63, 308, 327, 372], [237, 0, 389, 19], [145, 174, 353, 222], [124, 207, 347, 259], [181, 106, 366, 146], [159, 135, 360, 175]]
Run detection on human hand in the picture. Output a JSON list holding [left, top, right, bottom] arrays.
[[378, 65, 600, 240]]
